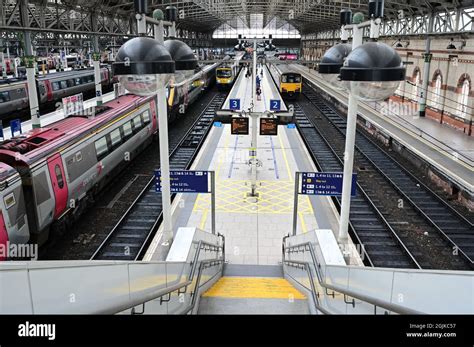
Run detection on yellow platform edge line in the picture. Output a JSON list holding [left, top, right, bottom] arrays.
[[203, 277, 306, 300]]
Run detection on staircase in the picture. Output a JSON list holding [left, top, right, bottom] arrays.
[[198, 264, 309, 314]]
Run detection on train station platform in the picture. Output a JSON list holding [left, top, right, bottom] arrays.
[[288, 64, 473, 194], [0, 91, 115, 141], [143, 65, 362, 266]]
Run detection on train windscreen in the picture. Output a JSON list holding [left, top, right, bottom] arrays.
[[281, 74, 301, 83], [217, 69, 232, 78]]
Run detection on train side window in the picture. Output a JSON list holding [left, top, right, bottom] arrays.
[[132, 115, 143, 132], [52, 82, 60, 91], [54, 165, 64, 189], [60, 80, 67, 89], [0, 91, 10, 103], [109, 128, 122, 149], [81, 77, 88, 84], [75, 78, 81, 86], [142, 110, 151, 125], [94, 137, 109, 160], [122, 121, 133, 140], [87, 75, 94, 83], [67, 79, 74, 88]]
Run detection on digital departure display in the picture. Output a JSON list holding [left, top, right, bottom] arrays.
[[260, 118, 278, 136], [231, 117, 249, 135]]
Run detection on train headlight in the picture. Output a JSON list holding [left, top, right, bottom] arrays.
[[318, 43, 352, 91], [339, 42, 405, 102], [113, 37, 175, 96]]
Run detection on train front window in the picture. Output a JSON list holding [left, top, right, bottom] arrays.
[[294, 75, 301, 83], [0, 91, 10, 103], [217, 70, 232, 78], [281, 75, 288, 83]]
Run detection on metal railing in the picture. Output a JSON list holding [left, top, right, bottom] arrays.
[[129, 233, 226, 315], [282, 237, 423, 315]]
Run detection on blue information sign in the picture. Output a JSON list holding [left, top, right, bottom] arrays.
[[300, 172, 357, 196], [213, 121, 222, 127], [270, 99, 281, 111], [10, 119, 22, 137], [287, 123, 296, 129], [155, 170, 209, 193], [229, 98, 240, 110]]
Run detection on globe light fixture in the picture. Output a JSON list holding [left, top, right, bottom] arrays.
[[340, 42, 405, 102], [112, 37, 175, 96], [318, 43, 352, 90]]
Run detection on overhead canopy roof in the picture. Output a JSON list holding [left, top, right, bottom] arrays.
[[104, 0, 474, 33]]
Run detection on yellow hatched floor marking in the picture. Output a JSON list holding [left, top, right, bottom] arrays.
[[193, 179, 313, 214], [202, 277, 306, 299]]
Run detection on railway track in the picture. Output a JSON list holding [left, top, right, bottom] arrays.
[[91, 92, 226, 261], [299, 82, 472, 270], [294, 103, 420, 269]]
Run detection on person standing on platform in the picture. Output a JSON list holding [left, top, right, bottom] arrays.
[[256, 86, 262, 101]]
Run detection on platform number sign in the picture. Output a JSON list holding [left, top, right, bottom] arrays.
[[10, 119, 22, 137], [270, 99, 281, 111], [229, 98, 240, 110]]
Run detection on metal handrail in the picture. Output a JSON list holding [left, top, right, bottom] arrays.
[[99, 234, 225, 315], [282, 259, 331, 315], [283, 240, 423, 315]]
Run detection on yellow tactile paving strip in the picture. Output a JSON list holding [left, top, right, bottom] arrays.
[[193, 179, 314, 214], [202, 277, 306, 299]]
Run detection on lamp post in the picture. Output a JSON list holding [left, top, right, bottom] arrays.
[[113, 2, 197, 247], [236, 35, 274, 197], [318, 0, 405, 245]]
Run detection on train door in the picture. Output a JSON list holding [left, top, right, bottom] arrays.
[[43, 81, 53, 101], [47, 153, 69, 219]]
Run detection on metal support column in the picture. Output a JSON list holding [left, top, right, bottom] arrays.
[[210, 171, 216, 235], [21, 0, 40, 128], [419, 14, 434, 117], [91, 12, 102, 106], [157, 86, 173, 244], [292, 172, 300, 236]]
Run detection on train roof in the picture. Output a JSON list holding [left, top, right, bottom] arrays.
[[35, 67, 108, 81], [273, 64, 301, 76], [0, 94, 152, 166], [0, 77, 26, 86]]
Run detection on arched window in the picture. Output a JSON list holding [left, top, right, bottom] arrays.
[[457, 77, 471, 119], [412, 68, 420, 99], [432, 73, 443, 109]]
